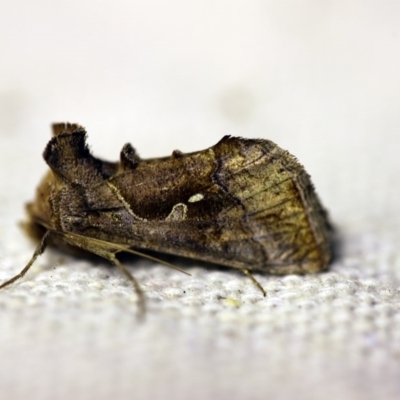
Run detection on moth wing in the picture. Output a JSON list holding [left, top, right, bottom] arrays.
[[34, 130, 331, 275], [110, 136, 332, 274]]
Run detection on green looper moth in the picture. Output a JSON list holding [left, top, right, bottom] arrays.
[[1, 123, 333, 312]]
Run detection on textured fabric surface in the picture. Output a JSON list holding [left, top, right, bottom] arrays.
[[1, 2, 400, 400]]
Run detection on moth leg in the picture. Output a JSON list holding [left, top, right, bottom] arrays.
[[105, 253, 146, 317], [240, 268, 266, 297], [0, 231, 49, 289], [59, 232, 150, 315]]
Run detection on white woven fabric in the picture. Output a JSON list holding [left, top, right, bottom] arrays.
[[1, 2, 400, 399]]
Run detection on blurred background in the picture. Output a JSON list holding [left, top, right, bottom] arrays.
[[1, 0, 399, 226], [1, 1, 399, 399]]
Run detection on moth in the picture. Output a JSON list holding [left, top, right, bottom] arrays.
[[1, 123, 332, 311]]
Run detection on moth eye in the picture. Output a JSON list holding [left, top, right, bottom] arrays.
[[188, 193, 204, 203]]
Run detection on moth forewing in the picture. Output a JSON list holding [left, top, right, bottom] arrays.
[[1, 123, 333, 309]]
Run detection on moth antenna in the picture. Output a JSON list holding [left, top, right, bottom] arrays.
[[122, 248, 191, 276], [0, 231, 49, 289], [240, 268, 266, 296]]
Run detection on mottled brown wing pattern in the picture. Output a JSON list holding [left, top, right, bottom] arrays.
[[26, 125, 332, 275], [0, 123, 334, 314], [109, 135, 331, 274]]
